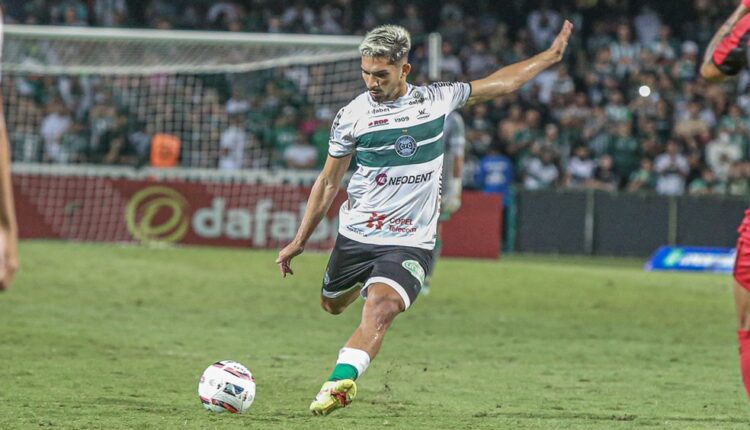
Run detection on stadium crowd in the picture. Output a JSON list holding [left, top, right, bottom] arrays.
[[3, 0, 750, 196]]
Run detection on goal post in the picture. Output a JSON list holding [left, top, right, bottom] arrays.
[[2, 25, 443, 249]]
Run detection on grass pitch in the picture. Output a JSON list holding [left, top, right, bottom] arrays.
[[0, 241, 748, 429]]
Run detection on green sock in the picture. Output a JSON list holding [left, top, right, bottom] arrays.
[[328, 363, 358, 381]]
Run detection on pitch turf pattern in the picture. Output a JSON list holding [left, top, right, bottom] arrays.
[[1, 241, 749, 429]]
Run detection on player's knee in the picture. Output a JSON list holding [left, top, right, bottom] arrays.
[[366, 294, 403, 326], [320, 298, 345, 315]]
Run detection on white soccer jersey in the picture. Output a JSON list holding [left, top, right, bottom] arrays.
[[329, 82, 471, 250]]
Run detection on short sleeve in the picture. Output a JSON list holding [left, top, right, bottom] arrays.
[[712, 14, 750, 76], [426, 82, 472, 113], [328, 105, 356, 158]]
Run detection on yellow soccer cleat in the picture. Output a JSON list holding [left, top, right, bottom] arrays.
[[309, 379, 357, 416]]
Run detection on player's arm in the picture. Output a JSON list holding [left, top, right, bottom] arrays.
[[700, 1, 750, 83], [466, 20, 573, 106], [0, 100, 19, 291], [275, 154, 351, 277]]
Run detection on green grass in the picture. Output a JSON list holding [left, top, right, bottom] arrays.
[[1, 241, 748, 429]]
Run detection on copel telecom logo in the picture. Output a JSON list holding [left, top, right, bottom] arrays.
[[125, 186, 190, 244]]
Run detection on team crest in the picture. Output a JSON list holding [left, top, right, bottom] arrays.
[[402, 260, 425, 285], [394, 135, 417, 158]]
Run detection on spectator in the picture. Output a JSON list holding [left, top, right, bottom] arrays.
[[527, 0, 561, 51], [654, 140, 690, 195], [40, 101, 73, 164], [218, 115, 246, 170], [706, 130, 743, 182], [283, 132, 317, 169], [607, 121, 641, 187], [589, 154, 620, 192], [634, 5, 661, 47], [566, 145, 596, 188], [523, 148, 559, 190], [95, 112, 137, 166], [476, 143, 513, 207], [627, 158, 657, 192], [689, 168, 725, 195]]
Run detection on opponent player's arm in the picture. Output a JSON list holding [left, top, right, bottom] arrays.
[[700, 1, 750, 82], [466, 20, 573, 106], [0, 100, 19, 291]]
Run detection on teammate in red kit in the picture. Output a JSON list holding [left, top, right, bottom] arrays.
[[700, 0, 750, 400]]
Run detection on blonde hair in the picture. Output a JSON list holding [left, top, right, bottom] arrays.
[[359, 25, 411, 64]]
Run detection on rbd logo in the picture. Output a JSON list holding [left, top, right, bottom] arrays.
[[368, 119, 389, 127], [193, 198, 337, 246]]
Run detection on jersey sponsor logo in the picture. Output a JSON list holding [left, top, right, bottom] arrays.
[[366, 212, 386, 230], [370, 107, 390, 114], [375, 173, 388, 186], [408, 91, 425, 105], [395, 116, 410, 123], [416, 108, 429, 119], [388, 217, 416, 234], [402, 260, 425, 285], [394, 135, 418, 157], [368, 118, 389, 127], [375, 171, 433, 187]]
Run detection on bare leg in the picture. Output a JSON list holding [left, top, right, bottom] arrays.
[[735, 281, 750, 399], [343, 283, 404, 359], [320, 284, 364, 315], [735, 282, 750, 330]]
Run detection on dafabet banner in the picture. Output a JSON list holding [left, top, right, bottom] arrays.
[[13, 174, 500, 258]]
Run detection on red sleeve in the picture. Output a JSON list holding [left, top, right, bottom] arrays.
[[744, 0, 750, 8], [713, 14, 750, 75]]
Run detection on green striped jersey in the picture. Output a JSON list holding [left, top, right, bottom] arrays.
[[329, 82, 471, 249]]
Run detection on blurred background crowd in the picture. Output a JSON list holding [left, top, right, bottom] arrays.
[[3, 0, 750, 197]]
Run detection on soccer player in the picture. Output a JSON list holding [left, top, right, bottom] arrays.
[[700, 0, 750, 400], [422, 109, 465, 295], [276, 21, 573, 415], [0, 99, 19, 291]]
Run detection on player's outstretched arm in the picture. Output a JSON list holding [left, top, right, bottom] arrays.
[[700, 1, 750, 82], [275, 154, 352, 278], [0, 100, 19, 291], [466, 20, 573, 106]]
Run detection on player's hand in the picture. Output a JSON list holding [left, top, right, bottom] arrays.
[[0, 227, 19, 291], [548, 20, 574, 63], [443, 194, 461, 214], [275, 242, 304, 278]]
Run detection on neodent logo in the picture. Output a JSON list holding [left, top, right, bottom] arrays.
[[375, 172, 433, 186]]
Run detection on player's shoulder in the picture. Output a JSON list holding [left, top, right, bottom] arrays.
[[423, 81, 466, 95], [336, 92, 371, 119]]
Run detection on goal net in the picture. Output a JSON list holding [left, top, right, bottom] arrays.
[[3, 25, 364, 249]]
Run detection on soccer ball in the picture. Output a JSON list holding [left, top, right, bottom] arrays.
[[198, 360, 256, 413]]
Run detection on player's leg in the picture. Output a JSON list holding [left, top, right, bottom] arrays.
[[310, 250, 429, 416], [734, 237, 750, 399], [310, 284, 406, 416]]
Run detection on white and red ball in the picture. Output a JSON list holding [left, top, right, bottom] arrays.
[[198, 360, 256, 413]]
